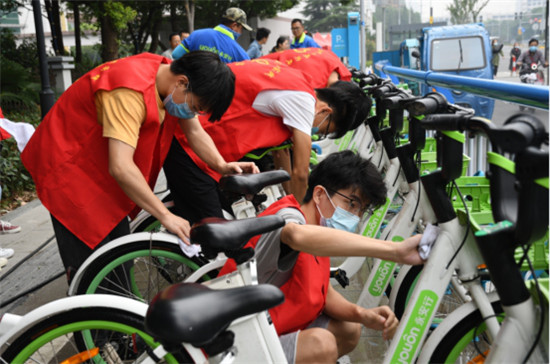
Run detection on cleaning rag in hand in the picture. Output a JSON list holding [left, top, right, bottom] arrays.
[[418, 223, 440, 260]]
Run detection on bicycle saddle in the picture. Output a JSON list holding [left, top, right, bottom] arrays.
[[219, 170, 290, 197], [145, 283, 284, 347], [191, 215, 285, 263]]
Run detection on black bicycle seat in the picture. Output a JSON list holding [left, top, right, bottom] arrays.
[[145, 283, 284, 347], [190, 215, 285, 259], [219, 170, 290, 197]]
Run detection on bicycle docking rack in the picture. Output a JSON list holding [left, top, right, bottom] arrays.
[[375, 62, 549, 110]]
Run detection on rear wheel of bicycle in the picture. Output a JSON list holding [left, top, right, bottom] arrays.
[[75, 239, 212, 303], [1, 307, 191, 363], [427, 300, 504, 363]]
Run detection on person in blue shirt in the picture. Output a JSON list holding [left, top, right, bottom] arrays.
[[172, 7, 251, 63], [247, 27, 270, 59], [290, 19, 320, 49]]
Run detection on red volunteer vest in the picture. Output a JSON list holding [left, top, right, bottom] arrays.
[[174, 59, 315, 181], [21, 53, 178, 249], [262, 48, 352, 89], [219, 195, 330, 335]]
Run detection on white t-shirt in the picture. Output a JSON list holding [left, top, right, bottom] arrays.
[[252, 90, 315, 136]]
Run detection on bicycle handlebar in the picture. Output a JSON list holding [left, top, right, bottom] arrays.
[[406, 92, 448, 116], [419, 113, 547, 154]]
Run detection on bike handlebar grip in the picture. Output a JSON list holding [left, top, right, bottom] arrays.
[[419, 114, 464, 131], [494, 114, 547, 153], [407, 92, 447, 116], [381, 93, 412, 110], [379, 127, 397, 159], [372, 84, 396, 99]]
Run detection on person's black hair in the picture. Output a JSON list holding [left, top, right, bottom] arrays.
[[256, 27, 271, 41], [170, 51, 235, 122], [303, 150, 387, 208], [168, 32, 179, 42], [291, 19, 303, 26], [529, 38, 539, 45], [271, 36, 290, 52], [315, 81, 372, 139]]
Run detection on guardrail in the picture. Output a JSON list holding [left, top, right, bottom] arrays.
[[375, 62, 549, 175], [375, 62, 549, 110]]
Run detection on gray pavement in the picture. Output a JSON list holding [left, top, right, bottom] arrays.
[[0, 72, 547, 362]]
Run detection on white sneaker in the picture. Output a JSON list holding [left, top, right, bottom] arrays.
[[0, 257, 7, 271], [0, 248, 14, 259], [0, 220, 21, 234]]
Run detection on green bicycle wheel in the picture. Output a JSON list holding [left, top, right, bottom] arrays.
[[427, 300, 504, 363], [1, 307, 191, 363], [74, 239, 212, 303]]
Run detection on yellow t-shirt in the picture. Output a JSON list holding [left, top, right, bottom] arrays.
[[95, 88, 165, 148]]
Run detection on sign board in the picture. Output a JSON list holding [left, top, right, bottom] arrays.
[[331, 28, 348, 57]]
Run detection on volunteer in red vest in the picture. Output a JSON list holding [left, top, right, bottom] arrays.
[[163, 58, 370, 224], [262, 47, 351, 88], [219, 151, 424, 363], [21, 51, 256, 282]]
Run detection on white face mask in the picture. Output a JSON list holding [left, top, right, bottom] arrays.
[[316, 188, 360, 233]]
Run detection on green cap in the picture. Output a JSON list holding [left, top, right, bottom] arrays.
[[223, 7, 252, 31]]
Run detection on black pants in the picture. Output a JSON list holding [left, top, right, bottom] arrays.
[[163, 138, 229, 225], [51, 214, 130, 285]]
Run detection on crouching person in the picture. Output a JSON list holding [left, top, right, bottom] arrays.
[[219, 150, 424, 363]]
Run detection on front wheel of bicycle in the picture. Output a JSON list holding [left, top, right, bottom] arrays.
[[425, 300, 504, 363], [1, 307, 191, 363], [73, 236, 211, 303]]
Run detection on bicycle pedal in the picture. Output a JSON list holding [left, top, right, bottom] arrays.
[[331, 268, 350, 288]]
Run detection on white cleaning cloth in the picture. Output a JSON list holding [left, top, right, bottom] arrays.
[[178, 238, 201, 257], [418, 223, 440, 260]]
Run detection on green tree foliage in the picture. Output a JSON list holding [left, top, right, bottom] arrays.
[[447, 0, 490, 25], [302, 0, 356, 32], [0, 29, 40, 113], [193, 0, 298, 29]]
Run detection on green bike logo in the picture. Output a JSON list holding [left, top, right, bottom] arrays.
[[367, 236, 403, 296], [368, 260, 396, 296], [391, 290, 438, 364], [361, 197, 390, 238]]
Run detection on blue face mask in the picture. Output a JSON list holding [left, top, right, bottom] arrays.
[[311, 114, 329, 135], [530, 46, 538, 53], [163, 86, 195, 119], [317, 189, 360, 233]]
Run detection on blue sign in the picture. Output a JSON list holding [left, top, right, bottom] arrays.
[[332, 28, 348, 57]]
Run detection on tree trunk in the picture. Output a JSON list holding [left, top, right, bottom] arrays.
[[73, 1, 82, 62], [51, 0, 65, 54], [100, 3, 119, 62], [44, 0, 65, 55], [184, 0, 195, 32], [148, 16, 162, 54], [170, 2, 178, 32]]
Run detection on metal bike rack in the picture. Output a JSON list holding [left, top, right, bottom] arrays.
[[376, 62, 548, 175]]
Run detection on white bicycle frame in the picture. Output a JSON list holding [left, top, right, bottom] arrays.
[[2, 260, 287, 364], [382, 217, 501, 364]]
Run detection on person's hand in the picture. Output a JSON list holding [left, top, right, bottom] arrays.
[[396, 234, 424, 265], [361, 306, 399, 340], [159, 213, 191, 244], [220, 161, 259, 175]]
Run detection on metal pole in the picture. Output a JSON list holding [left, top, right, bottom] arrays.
[[360, 0, 366, 71], [32, 0, 55, 119]]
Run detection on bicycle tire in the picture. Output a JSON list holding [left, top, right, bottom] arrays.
[[1, 307, 192, 363], [392, 264, 466, 322], [74, 238, 212, 303], [392, 264, 423, 319], [426, 300, 504, 363]]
